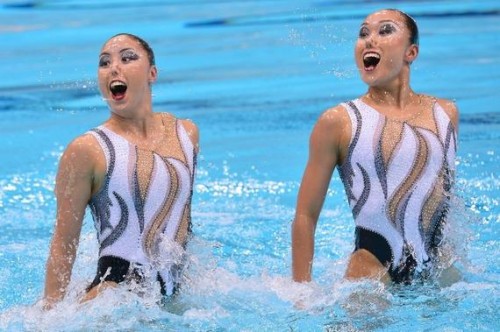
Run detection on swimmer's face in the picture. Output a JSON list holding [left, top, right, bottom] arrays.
[[355, 10, 418, 87], [98, 35, 157, 112]]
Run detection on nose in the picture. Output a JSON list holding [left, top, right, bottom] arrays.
[[110, 60, 120, 76], [366, 31, 381, 48], [364, 34, 374, 48]]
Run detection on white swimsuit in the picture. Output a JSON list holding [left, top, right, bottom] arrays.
[[339, 99, 457, 282], [87, 113, 196, 295]]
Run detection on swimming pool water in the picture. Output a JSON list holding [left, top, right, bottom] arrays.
[[0, 0, 499, 331]]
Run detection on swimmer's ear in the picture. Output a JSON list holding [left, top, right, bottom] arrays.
[[149, 65, 158, 84], [405, 44, 418, 65]]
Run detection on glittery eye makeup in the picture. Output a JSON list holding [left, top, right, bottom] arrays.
[[359, 26, 369, 38], [358, 20, 399, 40], [98, 49, 140, 67], [379, 23, 397, 35], [99, 54, 110, 67], [121, 49, 139, 62]]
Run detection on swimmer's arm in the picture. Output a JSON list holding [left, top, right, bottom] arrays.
[[292, 107, 346, 282], [180, 119, 200, 154], [43, 136, 94, 308]]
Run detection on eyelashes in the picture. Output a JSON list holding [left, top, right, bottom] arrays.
[[359, 26, 369, 38], [379, 23, 396, 35], [99, 55, 110, 67], [98, 50, 140, 67], [358, 23, 398, 39], [121, 50, 139, 62]]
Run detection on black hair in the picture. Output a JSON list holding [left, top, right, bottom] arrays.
[[109, 33, 156, 65], [387, 9, 419, 46]]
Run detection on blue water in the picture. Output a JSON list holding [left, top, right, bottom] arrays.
[[0, 0, 499, 331]]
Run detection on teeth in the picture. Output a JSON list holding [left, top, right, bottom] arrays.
[[110, 81, 126, 88], [363, 52, 380, 60]]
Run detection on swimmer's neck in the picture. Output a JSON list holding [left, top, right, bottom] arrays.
[[366, 85, 418, 110], [107, 109, 160, 138]]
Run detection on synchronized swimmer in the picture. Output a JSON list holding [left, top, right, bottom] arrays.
[[292, 9, 459, 285], [43, 33, 199, 308]]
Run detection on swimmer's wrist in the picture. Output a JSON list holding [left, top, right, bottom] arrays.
[[40, 297, 58, 310]]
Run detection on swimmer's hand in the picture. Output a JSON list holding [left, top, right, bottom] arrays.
[[38, 296, 59, 311], [289, 279, 321, 312], [80, 281, 118, 303]]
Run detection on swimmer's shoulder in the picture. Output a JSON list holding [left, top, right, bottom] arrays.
[[59, 132, 105, 170], [180, 118, 199, 152], [56, 133, 105, 192], [430, 96, 460, 131], [65, 132, 103, 158], [159, 111, 199, 152], [312, 103, 352, 152], [317, 103, 351, 129]]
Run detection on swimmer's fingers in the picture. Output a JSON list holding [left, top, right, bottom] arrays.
[[38, 298, 56, 311], [80, 281, 118, 303]]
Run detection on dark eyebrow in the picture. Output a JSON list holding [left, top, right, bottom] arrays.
[[379, 20, 398, 25], [361, 19, 399, 27], [119, 48, 135, 53], [99, 48, 136, 57]]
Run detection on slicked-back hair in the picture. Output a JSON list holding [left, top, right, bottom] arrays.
[[387, 9, 419, 46], [108, 33, 156, 66]]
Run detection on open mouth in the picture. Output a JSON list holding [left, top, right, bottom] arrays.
[[363, 52, 380, 71], [110, 81, 127, 100]]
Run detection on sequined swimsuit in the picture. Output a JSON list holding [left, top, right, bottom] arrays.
[[338, 99, 457, 283], [86, 113, 196, 295]]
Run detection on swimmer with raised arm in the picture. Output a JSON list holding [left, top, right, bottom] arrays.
[[43, 33, 199, 308], [292, 9, 459, 285]]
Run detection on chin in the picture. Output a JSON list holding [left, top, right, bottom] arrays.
[[361, 75, 377, 86]]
